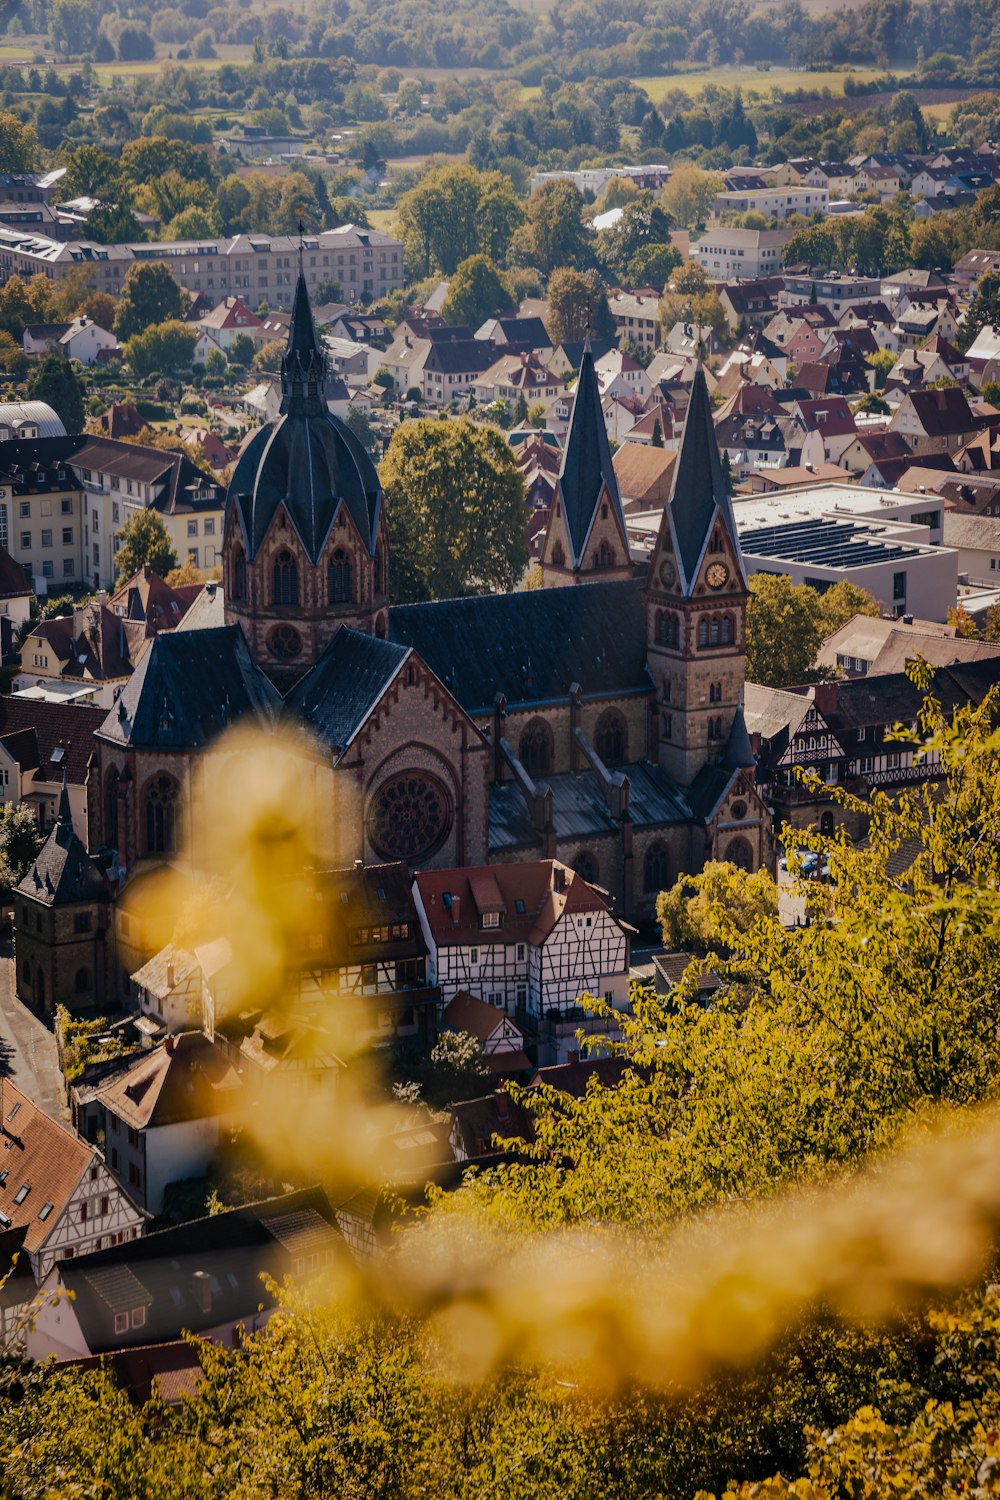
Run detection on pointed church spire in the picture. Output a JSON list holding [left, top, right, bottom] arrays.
[[667, 363, 746, 593], [280, 271, 328, 417], [57, 770, 72, 827], [557, 341, 624, 566]]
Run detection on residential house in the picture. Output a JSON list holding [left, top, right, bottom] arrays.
[[475, 315, 552, 357], [953, 250, 1000, 294], [840, 429, 913, 481], [548, 337, 614, 379], [612, 442, 677, 512], [0, 696, 105, 836], [441, 991, 531, 1074], [449, 1056, 638, 1160], [816, 613, 1000, 676], [27, 1187, 344, 1363], [889, 386, 981, 456], [15, 600, 151, 709], [711, 186, 828, 219], [941, 512, 1000, 584], [188, 295, 265, 352], [14, 779, 112, 1017], [94, 1032, 241, 1215], [0, 1078, 143, 1283], [0, 544, 31, 638], [472, 352, 562, 408], [607, 291, 663, 350], [413, 860, 632, 1065], [802, 161, 857, 196], [779, 272, 883, 315], [593, 348, 653, 402], [789, 396, 859, 463], [718, 278, 784, 332], [132, 943, 202, 1041]]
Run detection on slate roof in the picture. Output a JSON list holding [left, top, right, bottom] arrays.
[[96, 625, 279, 751], [228, 273, 382, 563], [53, 1187, 345, 1355], [666, 365, 747, 595], [286, 627, 409, 754], [0, 696, 105, 784], [389, 581, 652, 715], [557, 339, 625, 566], [309, 860, 426, 965], [488, 760, 691, 851], [18, 779, 108, 907], [0, 545, 30, 599]]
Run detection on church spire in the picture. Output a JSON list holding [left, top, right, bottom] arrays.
[[57, 770, 72, 827], [557, 341, 625, 566], [280, 271, 328, 417], [667, 363, 746, 595]]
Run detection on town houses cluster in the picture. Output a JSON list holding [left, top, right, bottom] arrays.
[[6, 139, 1000, 1405]]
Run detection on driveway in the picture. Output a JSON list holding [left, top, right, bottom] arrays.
[[0, 944, 64, 1122]]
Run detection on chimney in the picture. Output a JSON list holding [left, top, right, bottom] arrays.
[[903, 613, 914, 625], [192, 1270, 211, 1315], [164, 1034, 175, 1055], [451, 895, 460, 924], [566, 1049, 580, 1065], [495, 1087, 510, 1122], [166, 962, 175, 990]]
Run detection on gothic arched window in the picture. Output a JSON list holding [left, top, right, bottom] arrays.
[[722, 615, 734, 645], [144, 774, 179, 856], [552, 540, 565, 566], [595, 540, 614, 569], [329, 549, 352, 605], [272, 550, 298, 606], [698, 617, 709, 647], [644, 842, 670, 893], [710, 615, 720, 646], [519, 719, 553, 778], [574, 851, 599, 884], [595, 709, 627, 766], [233, 550, 247, 602], [725, 835, 754, 872], [75, 967, 91, 993]]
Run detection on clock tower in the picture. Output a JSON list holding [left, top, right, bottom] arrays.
[[646, 368, 750, 787]]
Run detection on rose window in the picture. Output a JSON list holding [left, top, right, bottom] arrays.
[[268, 624, 302, 659], [367, 773, 452, 863]]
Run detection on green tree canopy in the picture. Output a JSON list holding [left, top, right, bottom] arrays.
[[380, 417, 529, 601], [510, 179, 590, 276], [26, 354, 85, 435], [124, 320, 198, 379], [114, 508, 178, 584], [114, 262, 186, 342], [544, 267, 614, 347], [745, 572, 825, 688], [440, 254, 513, 330]]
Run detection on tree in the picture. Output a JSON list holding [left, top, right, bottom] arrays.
[[124, 320, 198, 379], [380, 418, 529, 602], [114, 262, 186, 342], [165, 560, 206, 587], [627, 242, 682, 287], [745, 573, 824, 687], [254, 339, 285, 372], [659, 263, 730, 345], [396, 164, 487, 279], [597, 194, 673, 281], [114, 509, 177, 584], [422, 1029, 491, 1107], [26, 355, 85, 435], [0, 330, 29, 380], [0, 802, 43, 892], [816, 579, 881, 638], [544, 268, 615, 347], [958, 272, 1000, 352], [117, 21, 155, 59], [76, 290, 117, 332], [440, 255, 513, 330], [0, 111, 37, 173], [82, 201, 145, 245], [948, 603, 977, 638], [229, 333, 256, 369], [162, 205, 216, 241], [204, 348, 227, 379], [510, 179, 590, 276], [656, 859, 779, 950], [660, 164, 724, 229]]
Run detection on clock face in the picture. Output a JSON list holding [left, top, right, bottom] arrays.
[[658, 559, 676, 588], [706, 562, 729, 590]]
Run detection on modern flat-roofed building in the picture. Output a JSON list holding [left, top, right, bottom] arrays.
[[711, 186, 828, 220]]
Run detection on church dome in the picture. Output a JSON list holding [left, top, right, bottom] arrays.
[[226, 273, 381, 564]]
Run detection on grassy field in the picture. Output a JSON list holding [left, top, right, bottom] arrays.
[[522, 65, 888, 102], [365, 208, 399, 231]]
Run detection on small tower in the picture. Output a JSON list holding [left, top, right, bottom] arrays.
[[646, 368, 749, 787], [538, 341, 632, 587], [222, 272, 389, 691]]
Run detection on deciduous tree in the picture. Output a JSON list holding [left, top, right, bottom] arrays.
[[745, 572, 824, 687], [114, 508, 178, 584], [380, 417, 529, 601], [114, 262, 186, 341], [440, 254, 513, 329], [27, 354, 86, 434], [544, 267, 614, 347]]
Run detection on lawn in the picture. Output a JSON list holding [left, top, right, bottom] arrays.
[[522, 65, 887, 103], [366, 208, 400, 231]]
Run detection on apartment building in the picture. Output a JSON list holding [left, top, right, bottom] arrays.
[[711, 186, 829, 220], [692, 228, 793, 279], [0, 224, 405, 310]]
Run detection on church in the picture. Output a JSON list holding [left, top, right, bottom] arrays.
[[89, 273, 769, 921]]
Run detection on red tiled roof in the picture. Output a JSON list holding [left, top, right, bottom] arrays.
[[416, 860, 609, 947], [96, 1033, 240, 1131], [0, 1078, 95, 1254]]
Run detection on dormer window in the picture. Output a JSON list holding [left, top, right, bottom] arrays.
[[481, 911, 501, 929]]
